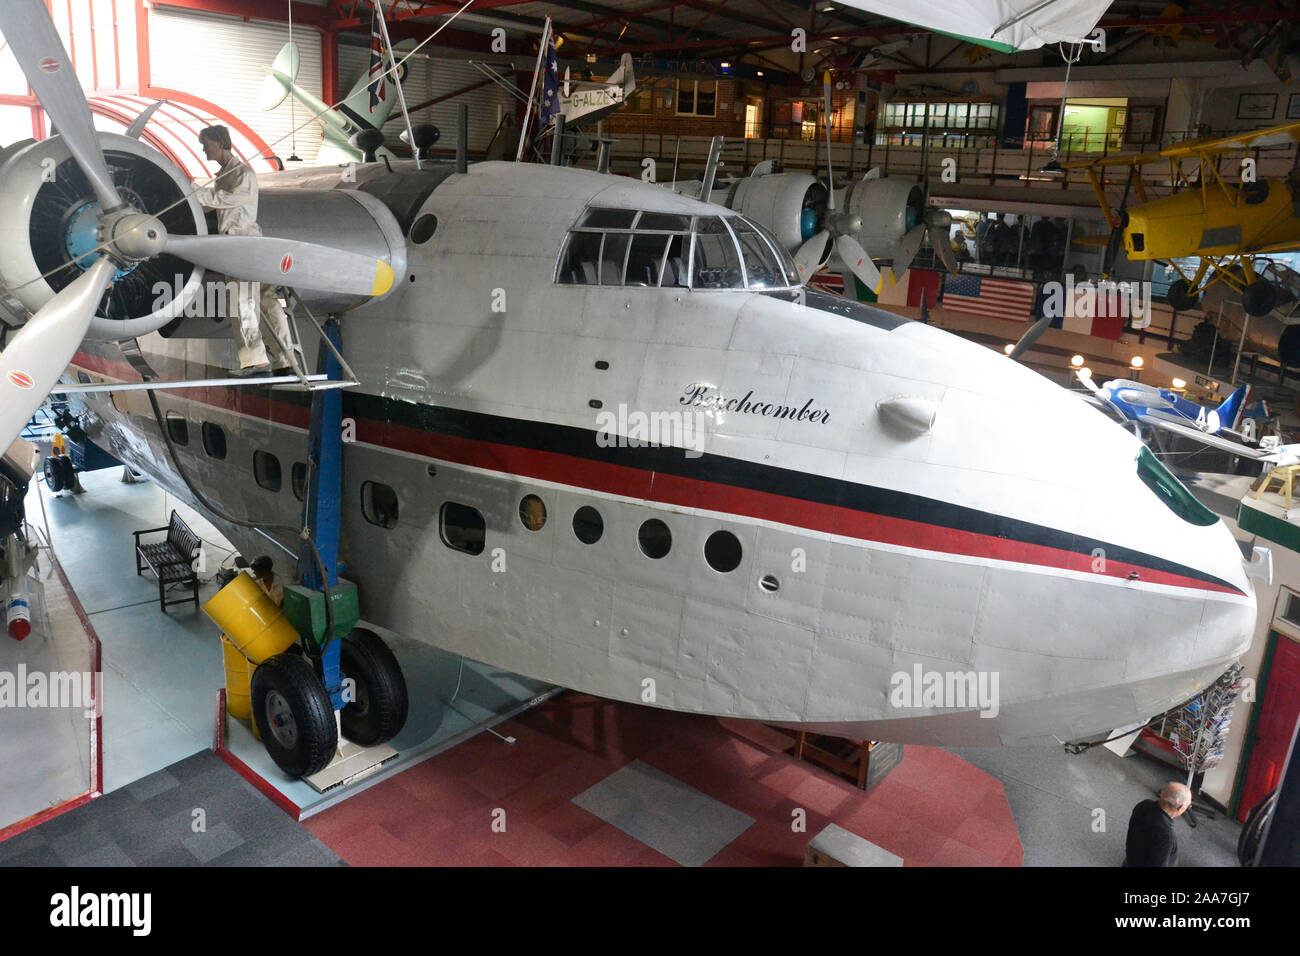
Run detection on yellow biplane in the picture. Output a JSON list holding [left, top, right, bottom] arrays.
[[1063, 122, 1300, 316]]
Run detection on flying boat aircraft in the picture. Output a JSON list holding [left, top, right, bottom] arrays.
[[0, 1, 1262, 778]]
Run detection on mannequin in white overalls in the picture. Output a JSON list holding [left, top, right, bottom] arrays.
[[194, 125, 298, 376]]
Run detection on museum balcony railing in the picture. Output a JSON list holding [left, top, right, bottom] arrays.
[[608, 124, 1300, 194]]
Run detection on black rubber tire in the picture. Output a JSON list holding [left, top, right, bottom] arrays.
[[340, 628, 408, 746], [56, 456, 76, 490], [42, 456, 65, 492], [1237, 788, 1277, 866], [1242, 279, 1278, 317], [251, 653, 337, 778], [1167, 279, 1201, 312]]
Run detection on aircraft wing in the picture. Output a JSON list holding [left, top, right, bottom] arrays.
[[1243, 238, 1300, 256], [826, 0, 1111, 51], [1138, 415, 1266, 458]]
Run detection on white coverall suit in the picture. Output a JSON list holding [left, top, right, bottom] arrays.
[[193, 158, 295, 370]]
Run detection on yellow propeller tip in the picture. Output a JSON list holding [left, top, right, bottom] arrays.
[[372, 261, 395, 296]]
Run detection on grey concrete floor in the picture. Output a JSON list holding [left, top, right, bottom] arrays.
[[952, 742, 1242, 866]]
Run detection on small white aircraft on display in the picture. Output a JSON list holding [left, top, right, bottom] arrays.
[[0, 1, 1259, 777]]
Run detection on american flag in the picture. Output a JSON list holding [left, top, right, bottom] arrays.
[[539, 29, 560, 125], [367, 6, 386, 113], [941, 274, 1035, 322]]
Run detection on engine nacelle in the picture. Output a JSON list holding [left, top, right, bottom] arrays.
[[839, 175, 923, 260], [0, 132, 206, 340], [726, 172, 825, 252]]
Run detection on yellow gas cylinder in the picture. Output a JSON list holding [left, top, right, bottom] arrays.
[[203, 572, 298, 664], [220, 635, 252, 720]]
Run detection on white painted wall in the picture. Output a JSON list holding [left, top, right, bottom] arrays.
[[148, 6, 325, 164]]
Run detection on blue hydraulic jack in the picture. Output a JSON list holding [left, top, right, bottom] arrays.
[[280, 317, 399, 792]]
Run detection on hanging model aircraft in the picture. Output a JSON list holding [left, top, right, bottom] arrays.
[[1062, 122, 1300, 318], [558, 55, 636, 129], [0, 1, 1262, 776], [258, 39, 416, 165]]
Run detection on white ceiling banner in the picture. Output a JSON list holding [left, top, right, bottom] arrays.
[[832, 0, 1115, 52]]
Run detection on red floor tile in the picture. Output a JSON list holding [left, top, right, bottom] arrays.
[[302, 694, 1021, 867]]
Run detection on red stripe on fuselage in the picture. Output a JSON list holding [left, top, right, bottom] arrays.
[[69, 350, 1242, 596]]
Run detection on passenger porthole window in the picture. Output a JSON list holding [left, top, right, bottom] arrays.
[[201, 422, 226, 460], [362, 481, 399, 529], [166, 414, 189, 446], [519, 494, 546, 531], [638, 518, 671, 559], [573, 506, 603, 544], [253, 451, 281, 492], [291, 462, 308, 502], [704, 530, 742, 573], [441, 501, 486, 555]]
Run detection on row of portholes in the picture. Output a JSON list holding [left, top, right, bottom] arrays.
[[513, 494, 745, 574], [154, 421, 774, 586]]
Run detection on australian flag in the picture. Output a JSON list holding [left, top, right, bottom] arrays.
[[367, 7, 386, 113], [539, 30, 560, 125]]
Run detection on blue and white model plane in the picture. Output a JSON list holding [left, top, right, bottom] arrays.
[[1076, 373, 1267, 459]]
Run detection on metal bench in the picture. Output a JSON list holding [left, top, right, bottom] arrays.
[[134, 509, 201, 612]]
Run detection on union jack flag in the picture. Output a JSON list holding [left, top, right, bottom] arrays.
[[368, 6, 386, 113]]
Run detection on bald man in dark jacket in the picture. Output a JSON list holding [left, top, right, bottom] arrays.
[[1124, 782, 1191, 866]]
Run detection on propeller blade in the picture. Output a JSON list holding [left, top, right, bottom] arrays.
[[793, 230, 831, 283], [165, 235, 396, 297], [0, 2, 123, 210], [823, 73, 835, 212], [932, 228, 958, 272], [0, 258, 116, 452], [1102, 225, 1124, 277], [1008, 315, 1053, 361], [834, 233, 882, 294], [892, 224, 927, 277], [126, 100, 166, 140], [1076, 369, 1103, 395]]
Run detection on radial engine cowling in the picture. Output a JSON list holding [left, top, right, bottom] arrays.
[[0, 132, 206, 341], [838, 175, 923, 259], [726, 172, 826, 252]]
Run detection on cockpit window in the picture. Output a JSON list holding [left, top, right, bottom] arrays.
[[1135, 446, 1219, 526], [556, 207, 798, 291], [692, 217, 744, 289]]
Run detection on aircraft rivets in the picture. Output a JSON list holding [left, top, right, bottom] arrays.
[[1128, 571, 1140, 580], [593, 620, 600, 627], [621, 628, 629, 636]]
